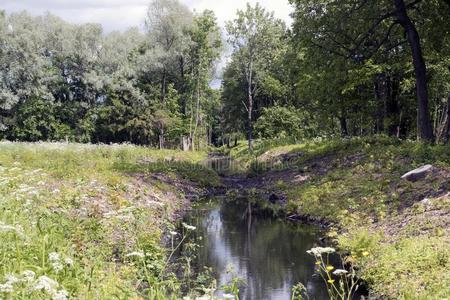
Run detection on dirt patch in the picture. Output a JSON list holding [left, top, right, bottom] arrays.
[[376, 193, 450, 242]]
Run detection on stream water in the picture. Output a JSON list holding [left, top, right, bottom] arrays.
[[183, 199, 332, 300]]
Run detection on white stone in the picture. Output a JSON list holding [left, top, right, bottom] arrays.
[[401, 165, 433, 182]]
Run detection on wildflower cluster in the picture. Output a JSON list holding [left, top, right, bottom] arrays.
[[306, 246, 360, 300], [48, 252, 74, 274], [0, 271, 68, 300]]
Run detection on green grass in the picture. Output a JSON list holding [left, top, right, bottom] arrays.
[[0, 142, 216, 299], [244, 136, 450, 299]]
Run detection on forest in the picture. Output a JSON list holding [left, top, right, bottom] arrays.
[[1, 1, 449, 149], [0, 1, 449, 300]]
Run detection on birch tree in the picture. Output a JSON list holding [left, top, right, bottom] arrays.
[[226, 3, 285, 151]]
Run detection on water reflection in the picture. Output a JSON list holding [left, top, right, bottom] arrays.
[[185, 200, 330, 300]]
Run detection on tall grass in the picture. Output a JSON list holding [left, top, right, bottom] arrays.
[[0, 142, 212, 299]]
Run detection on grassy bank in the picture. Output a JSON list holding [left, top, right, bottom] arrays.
[[0, 142, 219, 299], [230, 136, 450, 299]]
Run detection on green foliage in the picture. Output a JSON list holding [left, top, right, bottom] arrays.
[[255, 106, 303, 139], [0, 3, 222, 149], [357, 236, 449, 299]]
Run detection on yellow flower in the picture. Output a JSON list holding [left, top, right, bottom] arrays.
[[326, 265, 334, 271], [327, 279, 335, 284], [362, 251, 369, 257], [315, 261, 321, 265]]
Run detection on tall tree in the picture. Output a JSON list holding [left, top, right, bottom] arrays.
[[290, 0, 438, 141], [186, 10, 222, 150], [226, 3, 285, 151]]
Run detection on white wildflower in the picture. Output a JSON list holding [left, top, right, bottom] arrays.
[[34, 275, 59, 293], [0, 283, 13, 293], [306, 247, 335, 257], [169, 231, 178, 236], [0, 223, 24, 237], [48, 252, 60, 262], [21, 270, 36, 282], [52, 289, 69, 300], [52, 262, 64, 273], [0, 223, 16, 233], [333, 269, 349, 276], [182, 223, 196, 231], [125, 251, 145, 258], [64, 258, 74, 266], [5, 274, 18, 284]]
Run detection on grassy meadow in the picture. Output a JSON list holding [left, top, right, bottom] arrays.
[[0, 142, 219, 299]]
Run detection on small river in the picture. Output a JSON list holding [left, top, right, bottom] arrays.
[[183, 199, 331, 300]]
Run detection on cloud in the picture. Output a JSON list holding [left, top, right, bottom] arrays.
[[1, 0, 293, 32], [186, 0, 293, 27], [1, 0, 149, 10]]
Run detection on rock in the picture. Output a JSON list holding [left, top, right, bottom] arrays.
[[420, 198, 431, 205], [401, 164, 434, 182]]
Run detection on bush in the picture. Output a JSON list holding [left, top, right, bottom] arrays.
[[254, 106, 305, 139]]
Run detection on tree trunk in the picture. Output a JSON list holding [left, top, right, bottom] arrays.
[[193, 78, 201, 151], [386, 74, 400, 136], [374, 75, 385, 133], [247, 59, 254, 152], [394, 0, 434, 142], [159, 127, 165, 150], [437, 93, 450, 143], [248, 92, 254, 152], [161, 68, 167, 103], [339, 115, 349, 137], [444, 93, 450, 143], [180, 56, 187, 115]]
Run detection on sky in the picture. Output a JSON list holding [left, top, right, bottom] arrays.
[[0, 0, 293, 32]]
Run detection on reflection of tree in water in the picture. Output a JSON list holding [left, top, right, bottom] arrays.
[[187, 200, 330, 300]]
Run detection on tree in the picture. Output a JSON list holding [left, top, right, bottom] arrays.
[[393, 0, 433, 141], [289, 0, 443, 141], [186, 10, 222, 150], [226, 3, 286, 151], [144, 0, 194, 148], [145, 0, 193, 102]]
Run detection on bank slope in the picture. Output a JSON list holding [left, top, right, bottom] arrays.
[[231, 137, 450, 299]]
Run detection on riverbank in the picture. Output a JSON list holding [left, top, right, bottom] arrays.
[[0, 142, 220, 299], [224, 136, 450, 299]]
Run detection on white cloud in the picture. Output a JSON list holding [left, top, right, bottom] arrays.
[[0, 0, 293, 32], [186, 0, 293, 27]]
